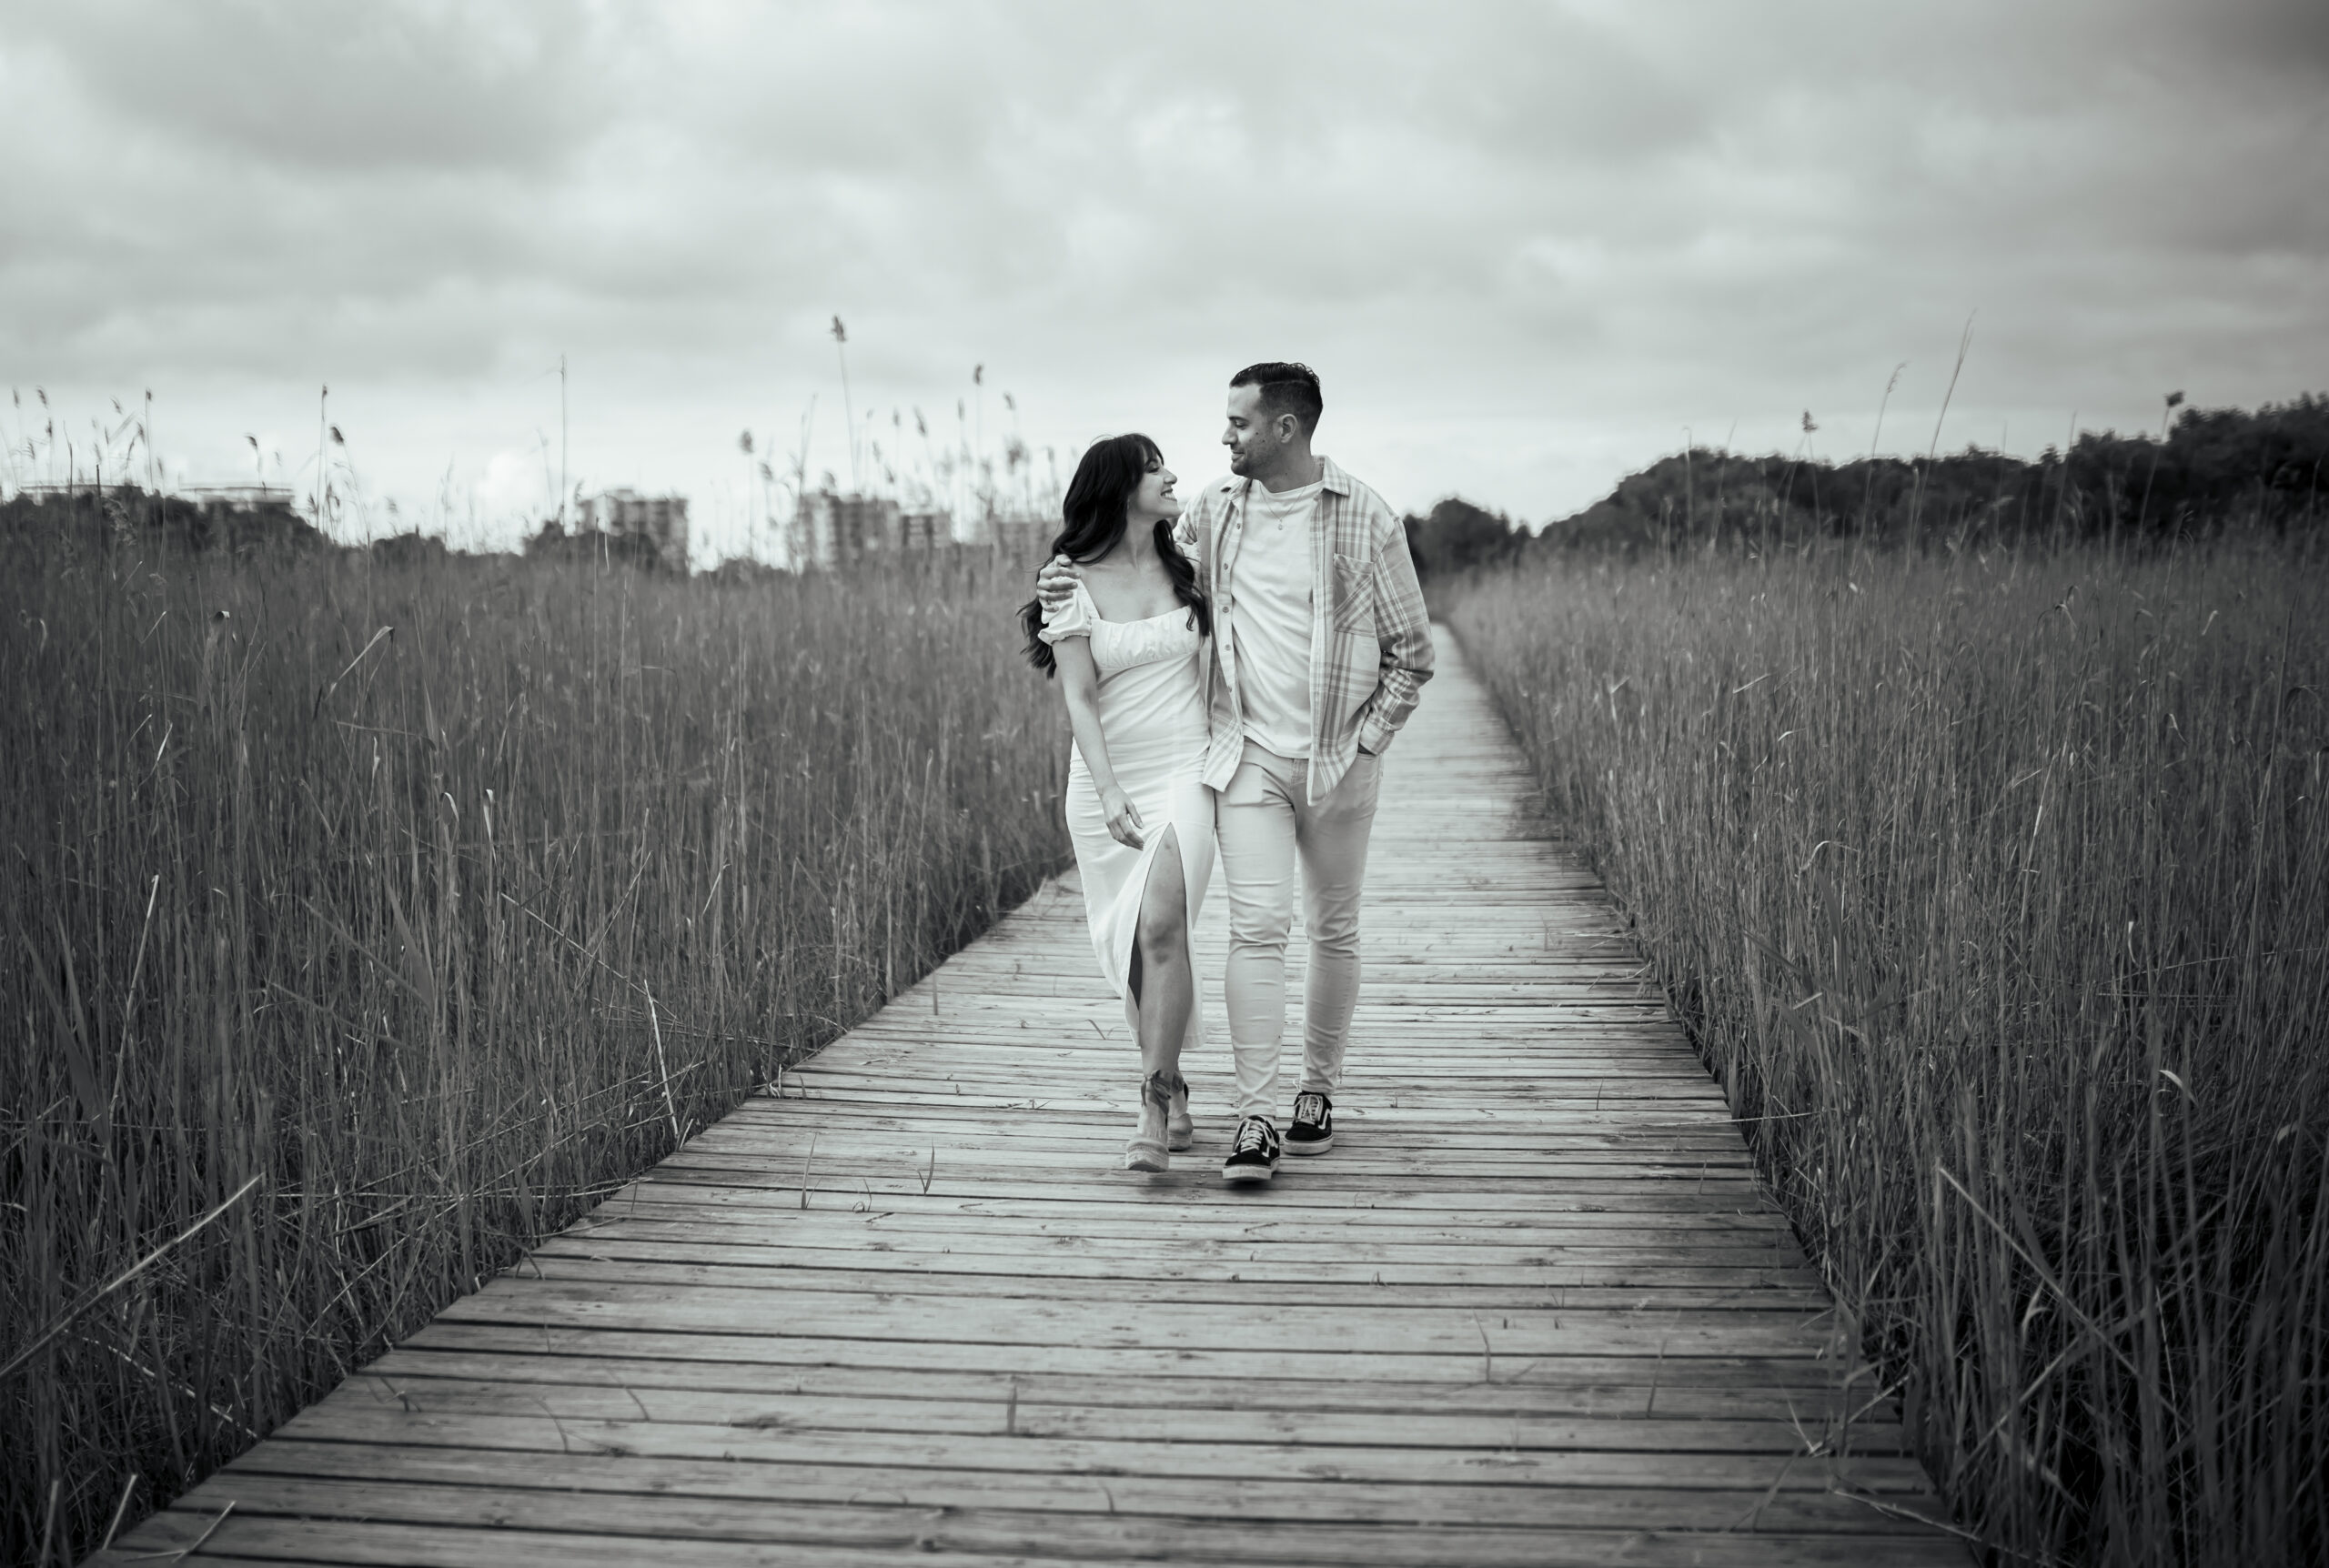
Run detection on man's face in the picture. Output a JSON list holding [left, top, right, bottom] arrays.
[[1222, 384, 1282, 477]]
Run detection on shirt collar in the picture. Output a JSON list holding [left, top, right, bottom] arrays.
[[1228, 456, 1349, 511]]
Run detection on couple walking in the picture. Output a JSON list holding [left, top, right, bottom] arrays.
[[1017, 362, 1434, 1182]]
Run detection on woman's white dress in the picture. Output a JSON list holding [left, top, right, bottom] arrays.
[[1040, 581, 1216, 1051]]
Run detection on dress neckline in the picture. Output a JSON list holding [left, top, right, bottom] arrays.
[[1080, 582, 1187, 627]]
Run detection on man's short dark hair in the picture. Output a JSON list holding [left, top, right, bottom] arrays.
[[1230, 361, 1323, 436]]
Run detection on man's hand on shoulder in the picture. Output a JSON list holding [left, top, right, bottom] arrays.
[[1035, 554, 1082, 612]]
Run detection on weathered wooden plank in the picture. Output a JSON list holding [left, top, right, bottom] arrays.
[[552, 1226, 1799, 1265], [428, 1286, 1850, 1362], [249, 1412, 1940, 1493], [488, 1259, 1830, 1308], [396, 1318, 1871, 1383], [299, 1376, 1903, 1452], [357, 1347, 1879, 1424], [703, 1108, 1780, 1143], [609, 1174, 1790, 1212], [94, 1500, 1966, 1568], [552, 1201, 1796, 1239], [97, 627, 1960, 1567], [662, 1147, 1762, 1177]]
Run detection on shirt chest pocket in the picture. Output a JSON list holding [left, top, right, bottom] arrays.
[[1330, 552, 1376, 637]]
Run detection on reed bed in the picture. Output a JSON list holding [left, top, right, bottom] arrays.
[[0, 540, 1067, 1564], [1447, 540, 2326, 1564]]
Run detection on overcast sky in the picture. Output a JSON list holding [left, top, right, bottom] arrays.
[[3, 0, 2324, 563]]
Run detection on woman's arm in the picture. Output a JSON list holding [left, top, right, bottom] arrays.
[[1053, 638, 1144, 848]]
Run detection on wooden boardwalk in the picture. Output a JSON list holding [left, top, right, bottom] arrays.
[[99, 633, 1964, 1566]]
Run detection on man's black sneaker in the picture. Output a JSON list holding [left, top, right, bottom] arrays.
[[1286, 1091, 1335, 1155], [1222, 1116, 1281, 1183]]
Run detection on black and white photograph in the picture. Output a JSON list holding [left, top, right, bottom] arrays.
[[3, 3, 2324, 1564]]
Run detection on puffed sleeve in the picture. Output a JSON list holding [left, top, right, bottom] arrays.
[[1037, 579, 1094, 645]]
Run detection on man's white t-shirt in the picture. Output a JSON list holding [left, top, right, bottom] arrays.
[[1231, 477, 1323, 759]]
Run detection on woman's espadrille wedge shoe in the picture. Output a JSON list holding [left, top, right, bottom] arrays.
[[1166, 1070, 1195, 1151], [1123, 1069, 1174, 1172]]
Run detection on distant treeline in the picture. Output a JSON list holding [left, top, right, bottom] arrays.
[[0, 487, 329, 562], [0, 491, 691, 573], [1404, 393, 2329, 573]]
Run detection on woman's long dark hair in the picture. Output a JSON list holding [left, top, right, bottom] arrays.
[[1020, 433, 1210, 677]]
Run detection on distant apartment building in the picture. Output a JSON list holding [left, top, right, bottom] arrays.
[[898, 508, 950, 551], [987, 513, 1054, 564], [791, 490, 953, 568], [572, 487, 689, 571], [182, 484, 298, 513]]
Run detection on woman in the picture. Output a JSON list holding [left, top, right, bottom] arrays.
[[1019, 434, 1215, 1171]]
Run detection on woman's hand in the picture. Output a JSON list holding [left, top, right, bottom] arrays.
[[1100, 785, 1145, 849]]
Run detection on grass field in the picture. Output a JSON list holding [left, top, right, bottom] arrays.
[[0, 536, 1066, 1564], [1447, 538, 2327, 1565]]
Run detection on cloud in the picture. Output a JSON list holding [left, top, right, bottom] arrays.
[[1, 0, 2322, 557], [21, 0, 601, 173], [474, 447, 549, 520]]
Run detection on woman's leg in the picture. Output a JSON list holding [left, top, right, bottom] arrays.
[[1122, 827, 1190, 1171], [1134, 825, 1192, 1080]]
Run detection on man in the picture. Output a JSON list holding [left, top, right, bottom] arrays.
[[1042, 362, 1434, 1183]]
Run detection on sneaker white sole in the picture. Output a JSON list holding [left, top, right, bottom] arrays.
[[1285, 1132, 1333, 1154], [1221, 1162, 1276, 1183]]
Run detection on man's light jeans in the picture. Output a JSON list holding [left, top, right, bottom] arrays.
[[1217, 740, 1380, 1119]]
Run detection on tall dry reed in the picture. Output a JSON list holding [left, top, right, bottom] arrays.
[[1450, 540, 2325, 1565], [0, 539, 1066, 1564]]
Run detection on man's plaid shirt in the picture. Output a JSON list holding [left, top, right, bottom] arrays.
[[1176, 456, 1435, 803]]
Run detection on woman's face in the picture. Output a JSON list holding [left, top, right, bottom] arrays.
[[1130, 452, 1182, 523]]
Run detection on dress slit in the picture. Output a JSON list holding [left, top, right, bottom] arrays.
[[1097, 813, 1207, 1051], [1124, 822, 1192, 1007]]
